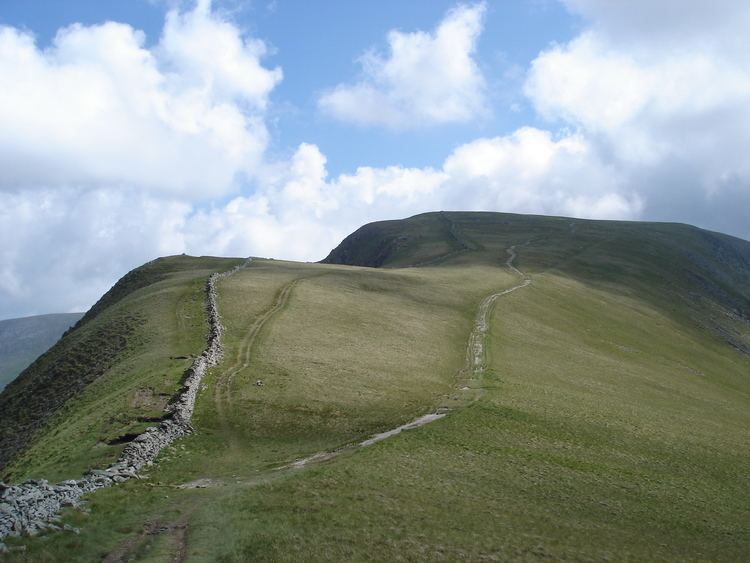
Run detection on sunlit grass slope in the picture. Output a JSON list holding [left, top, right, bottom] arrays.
[[4, 256, 519, 560], [189, 259, 513, 479], [204, 273, 748, 560], [5, 211, 750, 561]]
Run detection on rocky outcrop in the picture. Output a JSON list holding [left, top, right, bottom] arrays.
[[0, 260, 248, 543]]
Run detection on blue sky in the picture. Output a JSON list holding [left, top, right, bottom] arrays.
[[1, 0, 749, 318], [251, 0, 580, 174], [0, 0, 580, 175]]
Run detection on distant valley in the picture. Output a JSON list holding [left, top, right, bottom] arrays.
[[0, 313, 84, 391]]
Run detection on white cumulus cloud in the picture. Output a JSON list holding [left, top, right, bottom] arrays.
[[180, 130, 639, 271], [0, 122, 642, 317], [523, 1, 750, 237], [318, 2, 487, 128], [441, 128, 640, 219], [0, 187, 190, 317], [560, 0, 750, 42], [0, 0, 281, 198], [0, 0, 284, 318], [3, 0, 750, 320]]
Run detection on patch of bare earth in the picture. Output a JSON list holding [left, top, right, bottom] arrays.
[[102, 518, 189, 563]]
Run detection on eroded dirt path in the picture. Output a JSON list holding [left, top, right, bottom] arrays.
[[103, 517, 190, 563], [467, 246, 530, 376]]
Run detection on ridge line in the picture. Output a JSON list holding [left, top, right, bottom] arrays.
[[0, 259, 252, 542]]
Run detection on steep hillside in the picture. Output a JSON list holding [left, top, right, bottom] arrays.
[[0, 255, 242, 481], [0, 313, 83, 391], [2, 213, 749, 561]]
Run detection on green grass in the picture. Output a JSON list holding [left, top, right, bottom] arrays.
[[188, 259, 514, 479], [3, 212, 749, 561], [326, 211, 750, 354], [74, 257, 517, 490], [1, 255, 242, 482], [153, 272, 747, 562]]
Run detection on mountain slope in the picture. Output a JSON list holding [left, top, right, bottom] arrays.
[[0, 313, 83, 391], [0, 255, 243, 481], [324, 211, 750, 355], [3, 212, 750, 561]]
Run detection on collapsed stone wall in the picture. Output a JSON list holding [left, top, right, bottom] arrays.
[[0, 260, 248, 546]]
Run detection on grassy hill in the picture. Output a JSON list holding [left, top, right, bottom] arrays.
[[0, 255, 243, 481], [2, 212, 749, 561], [324, 211, 750, 355], [0, 313, 84, 392]]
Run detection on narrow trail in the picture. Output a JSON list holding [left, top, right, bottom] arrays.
[[102, 517, 189, 563], [214, 277, 301, 433], [468, 246, 531, 377], [177, 245, 531, 490], [286, 244, 531, 469]]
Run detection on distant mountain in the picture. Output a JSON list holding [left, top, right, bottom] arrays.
[[0, 313, 84, 391]]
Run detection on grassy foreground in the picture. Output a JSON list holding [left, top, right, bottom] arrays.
[[200, 273, 748, 561]]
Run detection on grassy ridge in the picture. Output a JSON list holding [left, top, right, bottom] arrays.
[[165, 271, 750, 560], [2, 257, 522, 560], [0, 255, 242, 482], [131, 259, 517, 486], [194, 259, 514, 477]]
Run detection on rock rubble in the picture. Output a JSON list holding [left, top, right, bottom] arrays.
[[0, 260, 248, 543]]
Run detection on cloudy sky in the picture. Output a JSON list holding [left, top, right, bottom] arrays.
[[1, 0, 749, 319]]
